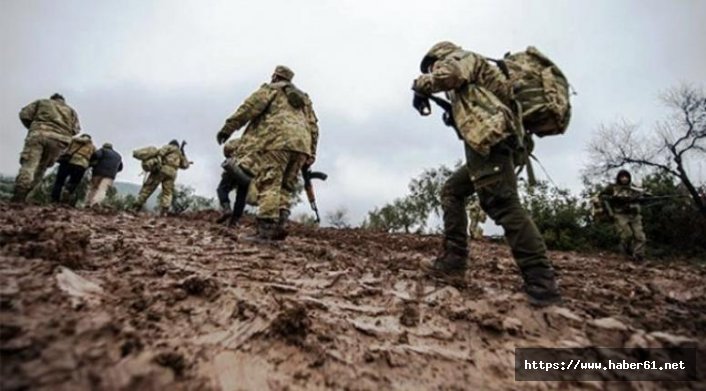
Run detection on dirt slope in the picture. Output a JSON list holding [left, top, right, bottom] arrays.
[[0, 202, 704, 390]]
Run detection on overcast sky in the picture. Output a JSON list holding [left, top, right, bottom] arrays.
[[1, 0, 705, 226]]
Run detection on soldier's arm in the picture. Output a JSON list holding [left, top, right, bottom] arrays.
[[413, 55, 471, 95], [19, 101, 39, 129], [219, 85, 277, 138]]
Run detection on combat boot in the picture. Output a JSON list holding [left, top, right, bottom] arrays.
[[245, 218, 277, 242], [423, 243, 468, 281], [130, 203, 144, 213], [216, 202, 232, 224], [272, 209, 290, 241], [159, 207, 170, 217], [521, 266, 563, 307]]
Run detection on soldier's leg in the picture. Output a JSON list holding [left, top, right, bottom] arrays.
[[280, 152, 307, 217], [613, 214, 633, 256], [64, 165, 87, 205], [216, 170, 235, 210], [92, 178, 113, 206], [158, 176, 176, 211], [51, 162, 71, 203], [256, 150, 289, 221], [441, 165, 475, 254], [31, 138, 66, 197], [13, 133, 43, 201], [134, 173, 160, 208], [630, 215, 647, 259], [467, 142, 560, 305], [86, 176, 101, 206]]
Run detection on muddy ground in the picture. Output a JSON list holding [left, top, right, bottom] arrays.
[[0, 202, 704, 390]]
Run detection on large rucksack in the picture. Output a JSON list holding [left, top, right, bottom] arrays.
[[497, 46, 572, 137], [132, 146, 162, 173]]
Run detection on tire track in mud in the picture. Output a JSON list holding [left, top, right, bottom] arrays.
[[0, 203, 704, 390]]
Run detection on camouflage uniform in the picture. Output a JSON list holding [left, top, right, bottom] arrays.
[[467, 198, 487, 239], [217, 66, 319, 229], [413, 42, 560, 305], [51, 134, 95, 204], [599, 170, 647, 260], [13, 95, 81, 201], [134, 142, 190, 212]]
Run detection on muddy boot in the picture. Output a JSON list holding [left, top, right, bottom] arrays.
[[159, 207, 170, 217], [632, 254, 645, 263], [245, 218, 277, 242], [422, 244, 468, 282], [271, 210, 290, 241], [216, 202, 232, 224], [521, 266, 563, 307]]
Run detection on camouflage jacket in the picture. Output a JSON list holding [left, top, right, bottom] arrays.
[[600, 184, 645, 215], [159, 144, 190, 179], [64, 134, 96, 168], [220, 81, 318, 157], [414, 49, 515, 155], [19, 99, 81, 144]]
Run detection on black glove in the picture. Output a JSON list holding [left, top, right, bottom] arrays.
[[442, 111, 456, 128], [216, 129, 229, 145], [412, 93, 431, 116]]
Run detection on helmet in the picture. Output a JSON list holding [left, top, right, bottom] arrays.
[[420, 41, 461, 73]]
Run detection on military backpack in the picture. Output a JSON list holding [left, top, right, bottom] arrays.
[[495, 46, 572, 137], [132, 146, 162, 173]]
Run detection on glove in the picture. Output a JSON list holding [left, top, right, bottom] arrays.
[[442, 111, 456, 128], [216, 129, 230, 145], [412, 93, 431, 116]]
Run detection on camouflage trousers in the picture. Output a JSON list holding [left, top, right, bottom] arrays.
[[135, 171, 176, 210], [256, 150, 307, 220], [13, 132, 68, 201], [441, 141, 552, 271], [613, 213, 646, 258]]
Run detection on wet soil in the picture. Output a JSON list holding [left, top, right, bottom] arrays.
[[0, 202, 704, 390]]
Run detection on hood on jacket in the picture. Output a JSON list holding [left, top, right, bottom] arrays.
[[616, 169, 632, 185]]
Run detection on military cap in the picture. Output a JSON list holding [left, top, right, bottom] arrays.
[[273, 65, 295, 81]]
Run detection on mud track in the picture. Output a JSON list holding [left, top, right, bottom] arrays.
[[0, 202, 704, 390]]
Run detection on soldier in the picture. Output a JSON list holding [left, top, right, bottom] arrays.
[[132, 140, 191, 215], [467, 197, 487, 239], [215, 137, 259, 224], [51, 133, 95, 205], [13, 93, 81, 202], [86, 143, 123, 207], [217, 65, 319, 240], [599, 169, 647, 262], [412, 41, 561, 306]]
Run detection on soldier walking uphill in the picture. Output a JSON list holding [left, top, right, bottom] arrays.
[[215, 137, 260, 225], [598, 169, 648, 262], [132, 140, 191, 215], [86, 143, 123, 207], [13, 93, 81, 202], [217, 65, 319, 240], [51, 133, 95, 205], [412, 41, 561, 306]]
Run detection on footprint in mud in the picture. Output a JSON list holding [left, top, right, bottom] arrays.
[[0, 223, 91, 268]]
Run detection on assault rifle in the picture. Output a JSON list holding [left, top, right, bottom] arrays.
[[302, 165, 328, 223]]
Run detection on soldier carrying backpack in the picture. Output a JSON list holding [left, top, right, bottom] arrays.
[[131, 140, 191, 215], [411, 41, 572, 307]]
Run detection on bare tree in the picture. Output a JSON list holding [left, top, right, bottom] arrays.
[[326, 207, 351, 229], [587, 84, 706, 214]]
